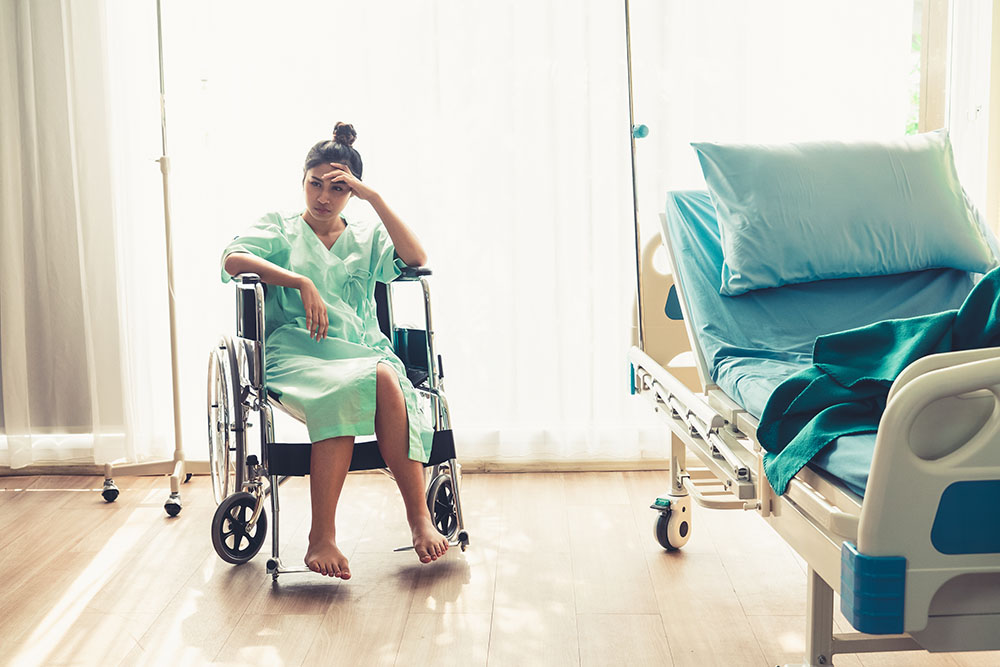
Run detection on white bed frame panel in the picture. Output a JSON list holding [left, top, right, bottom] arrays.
[[630, 218, 1000, 665]]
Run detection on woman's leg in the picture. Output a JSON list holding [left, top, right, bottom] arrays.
[[374, 363, 449, 563], [305, 435, 355, 578]]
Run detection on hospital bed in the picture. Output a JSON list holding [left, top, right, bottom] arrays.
[[629, 189, 1000, 666], [208, 268, 469, 579]]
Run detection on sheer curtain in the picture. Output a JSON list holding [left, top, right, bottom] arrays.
[[160, 0, 918, 467], [0, 0, 172, 468]]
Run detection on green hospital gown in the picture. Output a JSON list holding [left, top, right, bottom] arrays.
[[221, 212, 434, 462]]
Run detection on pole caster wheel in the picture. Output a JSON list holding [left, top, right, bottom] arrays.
[[102, 479, 119, 503], [165, 492, 182, 517]]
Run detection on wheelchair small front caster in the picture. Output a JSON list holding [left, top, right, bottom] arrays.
[[651, 495, 691, 551], [457, 530, 470, 552], [165, 492, 182, 517], [426, 473, 459, 540], [212, 492, 268, 564], [102, 479, 119, 503], [266, 559, 279, 581]]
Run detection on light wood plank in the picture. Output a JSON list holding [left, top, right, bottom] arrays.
[[395, 612, 491, 667], [567, 503, 658, 615], [34, 611, 154, 666], [129, 557, 268, 664], [488, 549, 579, 666], [213, 613, 324, 665], [488, 604, 579, 667], [561, 471, 631, 506], [302, 552, 416, 666], [747, 615, 863, 667], [645, 552, 768, 666], [499, 472, 571, 555], [577, 614, 673, 667], [705, 509, 807, 617]]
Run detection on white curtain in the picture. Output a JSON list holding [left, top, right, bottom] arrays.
[[159, 0, 917, 467], [0, 0, 172, 468]]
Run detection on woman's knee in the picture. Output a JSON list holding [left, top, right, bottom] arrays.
[[375, 363, 405, 412]]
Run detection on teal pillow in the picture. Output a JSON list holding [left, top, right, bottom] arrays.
[[692, 130, 997, 296]]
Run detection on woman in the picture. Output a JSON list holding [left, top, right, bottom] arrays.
[[221, 123, 448, 579]]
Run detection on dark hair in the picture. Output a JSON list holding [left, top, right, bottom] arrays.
[[302, 122, 363, 181]]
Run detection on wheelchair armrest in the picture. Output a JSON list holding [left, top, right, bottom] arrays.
[[236, 272, 261, 285], [396, 266, 432, 280]]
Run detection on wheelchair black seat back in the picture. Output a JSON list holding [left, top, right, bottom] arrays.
[[207, 268, 468, 579]]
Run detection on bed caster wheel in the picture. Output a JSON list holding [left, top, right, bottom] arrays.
[[651, 495, 691, 551], [165, 492, 182, 517], [426, 474, 459, 540], [212, 492, 267, 564], [457, 530, 470, 552], [102, 479, 119, 503]]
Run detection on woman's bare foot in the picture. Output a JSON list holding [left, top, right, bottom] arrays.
[[305, 535, 351, 579], [411, 516, 449, 564]]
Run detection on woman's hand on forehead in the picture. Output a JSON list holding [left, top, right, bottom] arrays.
[[322, 163, 351, 179], [324, 162, 378, 202]]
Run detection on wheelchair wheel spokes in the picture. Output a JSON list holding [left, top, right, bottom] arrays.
[[426, 474, 458, 540], [212, 492, 267, 564], [224, 337, 248, 495], [207, 343, 236, 505]]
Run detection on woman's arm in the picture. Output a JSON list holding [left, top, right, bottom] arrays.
[[223, 252, 330, 341], [224, 252, 306, 288], [368, 194, 428, 267], [323, 163, 428, 266]]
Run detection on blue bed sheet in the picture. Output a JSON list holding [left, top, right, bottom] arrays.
[[662, 191, 978, 496]]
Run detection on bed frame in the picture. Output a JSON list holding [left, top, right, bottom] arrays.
[[629, 215, 1000, 666]]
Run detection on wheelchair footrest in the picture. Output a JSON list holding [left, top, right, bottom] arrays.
[[267, 429, 457, 476]]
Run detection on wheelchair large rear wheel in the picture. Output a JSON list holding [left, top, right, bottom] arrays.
[[208, 337, 248, 505], [426, 473, 458, 540], [212, 492, 268, 564]]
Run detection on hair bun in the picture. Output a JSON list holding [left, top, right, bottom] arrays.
[[333, 122, 357, 147]]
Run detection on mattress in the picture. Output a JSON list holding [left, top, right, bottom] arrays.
[[661, 190, 977, 495]]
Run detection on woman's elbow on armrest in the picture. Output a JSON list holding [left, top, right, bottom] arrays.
[[404, 251, 428, 268], [223, 252, 249, 278]]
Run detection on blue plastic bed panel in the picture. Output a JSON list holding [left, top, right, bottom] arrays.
[[840, 541, 906, 634], [662, 190, 978, 496], [930, 480, 1000, 555]]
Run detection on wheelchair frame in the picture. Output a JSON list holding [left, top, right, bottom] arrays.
[[207, 268, 469, 579]]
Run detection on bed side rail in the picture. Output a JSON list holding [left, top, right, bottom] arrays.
[[630, 346, 755, 504]]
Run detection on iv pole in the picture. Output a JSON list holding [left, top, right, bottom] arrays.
[[102, 0, 205, 515], [626, 0, 649, 352]]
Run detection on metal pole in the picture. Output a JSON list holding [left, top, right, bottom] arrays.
[[156, 0, 185, 464], [625, 0, 645, 351]]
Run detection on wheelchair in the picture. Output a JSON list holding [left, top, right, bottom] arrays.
[[207, 267, 469, 580]]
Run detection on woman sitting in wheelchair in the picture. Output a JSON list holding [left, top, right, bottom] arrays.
[[221, 123, 448, 578]]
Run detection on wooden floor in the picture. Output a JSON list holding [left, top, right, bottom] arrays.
[[1, 471, 997, 667]]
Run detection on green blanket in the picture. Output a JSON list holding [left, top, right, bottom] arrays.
[[758, 266, 1000, 495]]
